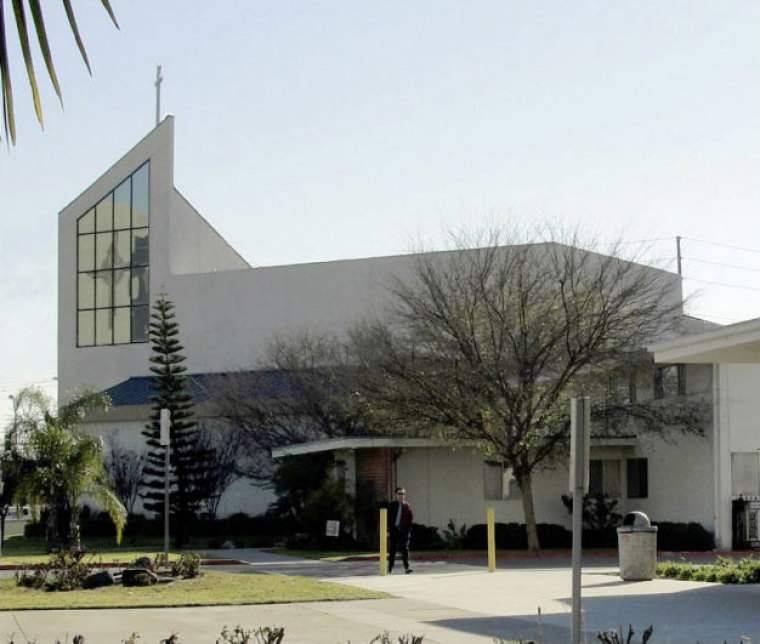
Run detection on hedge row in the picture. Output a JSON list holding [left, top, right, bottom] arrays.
[[459, 521, 714, 551]]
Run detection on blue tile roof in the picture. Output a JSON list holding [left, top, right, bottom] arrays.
[[103, 370, 298, 407]]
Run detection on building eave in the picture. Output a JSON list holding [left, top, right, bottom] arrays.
[[271, 437, 478, 458], [649, 317, 760, 364]]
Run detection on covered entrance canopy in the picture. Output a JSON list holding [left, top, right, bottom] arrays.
[[649, 316, 760, 551], [649, 318, 760, 364]]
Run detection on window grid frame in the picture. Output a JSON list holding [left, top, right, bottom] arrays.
[[76, 161, 150, 347]]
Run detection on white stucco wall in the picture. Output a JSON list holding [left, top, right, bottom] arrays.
[[85, 417, 272, 518], [169, 189, 250, 275], [392, 433, 714, 535], [713, 362, 760, 548]]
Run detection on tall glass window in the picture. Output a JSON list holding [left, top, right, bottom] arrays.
[[76, 162, 150, 346]]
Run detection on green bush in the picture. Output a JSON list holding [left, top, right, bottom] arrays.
[[463, 522, 571, 549], [411, 523, 444, 550], [653, 521, 714, 551], [441, 519, 467, 549], [656, 555, 760, 584], [171, 552, 201, 578]]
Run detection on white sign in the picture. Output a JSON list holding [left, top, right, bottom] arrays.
[[325, 520, 340, 537], [569, 396, 590, 494]]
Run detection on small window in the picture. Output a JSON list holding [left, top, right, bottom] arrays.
[[484, 461, 521, 500], [732, 453, 760, 496], [627, 458, 648, 499], [654, 365, 685, 399], [589, 459, 621, 497]]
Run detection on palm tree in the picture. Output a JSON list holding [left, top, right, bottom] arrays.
[[0, 0, 118, 144], [14, 386, 126, 551]]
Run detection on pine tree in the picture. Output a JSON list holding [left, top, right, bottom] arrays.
[[141, 295, 205, 545]]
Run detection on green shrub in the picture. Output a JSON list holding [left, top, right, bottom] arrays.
[[656, 555, 760, 584], [653, 521, 714, 551], [463, 522, 571, 549], [15, 550, 89, 591], [171, 552, 201, 578], [441, 519, 467, 549], [411, 523, 444, 550]]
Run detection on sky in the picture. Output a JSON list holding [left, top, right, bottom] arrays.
[[1, 1, 760, 425]]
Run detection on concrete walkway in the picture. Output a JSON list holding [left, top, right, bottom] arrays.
[[1, 549, 760, 643]]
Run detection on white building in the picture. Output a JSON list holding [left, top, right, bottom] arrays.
[[57, 118, 758, 547]]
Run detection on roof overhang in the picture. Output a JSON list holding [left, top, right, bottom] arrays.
[[649, 318, 760, 364], [272, 437, 475, 458], [271, 435, 638, 458]]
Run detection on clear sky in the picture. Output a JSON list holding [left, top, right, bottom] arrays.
[[1, 1, 760, 423]]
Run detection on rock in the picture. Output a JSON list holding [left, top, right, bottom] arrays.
[[122, 568, 159, 586], [82, 570, 115, 590], [133, 556, 152, 568]]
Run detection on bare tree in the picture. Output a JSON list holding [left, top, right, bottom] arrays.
[[104, 438, 145, 517], [191, 423, 243, 518], [350, 227, 705, 552], [207, 333, 374, 484]]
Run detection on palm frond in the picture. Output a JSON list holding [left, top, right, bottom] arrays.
[[29, 0, 62, 106], [11, 0, 43, 127], [0, 0, 16, 144], [100, 0, 119, 29], [0, 0, 119, 144], [62, 0, 91, 74]]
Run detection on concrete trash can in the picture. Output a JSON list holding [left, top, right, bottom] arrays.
[[617, 511, 658, 581]]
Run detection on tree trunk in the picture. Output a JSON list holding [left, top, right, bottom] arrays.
[[69, 506, 82, 552], [45, 507, 61, 552], [0, 509, 6, 548], [518, 471, 541, 553]]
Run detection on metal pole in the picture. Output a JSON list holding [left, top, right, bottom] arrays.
[[379, 508, 387, 576], [155, 65, 163, 126], [676, 236, 682, 276], [571, 396, 589, 644], [164, 442, 169, 561], [160, 408, 170, 562], [487, 507, 496, 572]]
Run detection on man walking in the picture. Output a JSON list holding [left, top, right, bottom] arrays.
[[388, 487, 413, 574]]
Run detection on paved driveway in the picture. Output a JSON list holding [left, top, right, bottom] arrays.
[[2, 549, 760, 643]]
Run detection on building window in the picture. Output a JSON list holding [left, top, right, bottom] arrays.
[[589, 459, 621, 498], [732, 453, 760, 497], [484, 461, 521, 500], [627, 458, 648, 499], [76, 162, 150, 346], [654, 364, 685, 399]]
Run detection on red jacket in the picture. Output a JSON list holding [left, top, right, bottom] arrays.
[[388, 500, 413, 529]]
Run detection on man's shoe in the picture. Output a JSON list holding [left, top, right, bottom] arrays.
[[405, 568, 413, 574]]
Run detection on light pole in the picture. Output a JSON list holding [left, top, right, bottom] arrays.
[[160, 408, 171, 562]]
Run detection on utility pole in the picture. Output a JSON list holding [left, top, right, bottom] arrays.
[[160, 408, 171, 561], [676, 236, 682, 276], [155, 65, 163, 126], [570, 396, 590, 644]]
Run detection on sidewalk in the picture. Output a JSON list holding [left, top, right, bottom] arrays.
[[2, 549, 760, 643]]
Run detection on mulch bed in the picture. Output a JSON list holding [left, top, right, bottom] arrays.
[[0, 558, 246, 571]]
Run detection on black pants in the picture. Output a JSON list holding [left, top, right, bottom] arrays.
[[388, 526, 410, 571]]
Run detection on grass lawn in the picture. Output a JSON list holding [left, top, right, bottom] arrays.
[[0, 571, 388, 610]]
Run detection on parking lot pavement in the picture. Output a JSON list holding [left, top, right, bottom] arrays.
[[4, 549, 760, 642], [212, 549, 760, 643]]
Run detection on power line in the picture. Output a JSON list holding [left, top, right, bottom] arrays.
[[683, 277, 760, 292], [681, 237, 760, 255], [683, 257, 760, 274]]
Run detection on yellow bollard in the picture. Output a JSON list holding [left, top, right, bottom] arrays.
[[379, 508, 388, 576], [487, 507, 496, 572]]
